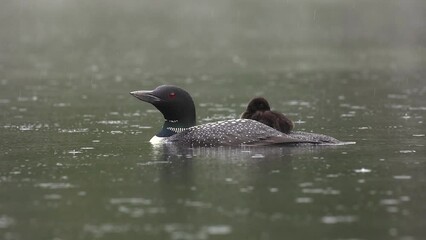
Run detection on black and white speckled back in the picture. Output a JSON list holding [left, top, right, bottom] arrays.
[[167, 119, 340, 147]]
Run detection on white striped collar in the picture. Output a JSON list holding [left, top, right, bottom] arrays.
[[166, 127, 188, 133]]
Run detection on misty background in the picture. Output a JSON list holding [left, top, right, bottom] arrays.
[[1, 0, 426, 76]]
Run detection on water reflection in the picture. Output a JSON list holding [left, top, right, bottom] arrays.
[[140, 144, 367, 239], [150, 143, 345, 162]]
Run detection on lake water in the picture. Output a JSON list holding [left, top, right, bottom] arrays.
[[1, 1, 426, 240]]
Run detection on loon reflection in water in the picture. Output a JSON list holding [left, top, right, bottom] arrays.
[[130, 85, 346, 147]]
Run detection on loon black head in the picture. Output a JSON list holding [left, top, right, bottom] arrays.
[[130, 85, 196, 131]]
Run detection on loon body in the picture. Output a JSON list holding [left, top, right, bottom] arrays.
[[130, 85, 341, 147], [241, 97, 294, 134]]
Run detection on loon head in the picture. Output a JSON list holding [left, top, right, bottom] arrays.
[[130, 85, 196, 128], [241, 97, 271, 118]]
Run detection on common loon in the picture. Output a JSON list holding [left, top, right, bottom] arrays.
[[241, 97, 293, 134], [130, 85, 341, 147]]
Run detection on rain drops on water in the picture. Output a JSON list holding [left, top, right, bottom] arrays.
[[354, 168, 371, 173]]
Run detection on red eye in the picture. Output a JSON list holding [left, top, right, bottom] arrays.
[[168, 92, 176, 99]]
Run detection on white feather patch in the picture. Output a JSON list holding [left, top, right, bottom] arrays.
[[150, 136, 166, 144]]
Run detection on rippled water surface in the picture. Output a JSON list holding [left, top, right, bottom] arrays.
[[1, 1, 426, 240]]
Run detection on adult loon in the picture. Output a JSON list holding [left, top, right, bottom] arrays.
[[241, 97, 294, 134], [130, 85, 341, 147]]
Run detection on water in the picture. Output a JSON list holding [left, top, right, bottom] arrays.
[[1, 1, 426, 240], [2, 71, 425, 240]]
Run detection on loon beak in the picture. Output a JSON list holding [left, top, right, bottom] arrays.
[[130, 90, 161, 103]]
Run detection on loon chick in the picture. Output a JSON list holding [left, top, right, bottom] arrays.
[[241, 97, 293, 134], [130, 85, 340, 147]]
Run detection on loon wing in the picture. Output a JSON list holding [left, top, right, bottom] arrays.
[[242, 135, 318, 146]]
